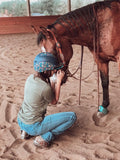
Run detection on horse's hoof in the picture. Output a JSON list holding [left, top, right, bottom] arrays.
[[96, 111, 106, 118], [92, 112, 107, 127]]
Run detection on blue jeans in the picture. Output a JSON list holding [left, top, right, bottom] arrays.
[[17, 112, 76, 143]]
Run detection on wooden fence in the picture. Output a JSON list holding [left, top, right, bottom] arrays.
[[0, 16, 59, 34]]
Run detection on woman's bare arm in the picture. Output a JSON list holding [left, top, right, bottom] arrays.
[[50, 70, 65, 105]]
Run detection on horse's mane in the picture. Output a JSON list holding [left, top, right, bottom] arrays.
[[37, 0, 119, 45], [49, 0, 118, 32], [52, 4, 95, 33]]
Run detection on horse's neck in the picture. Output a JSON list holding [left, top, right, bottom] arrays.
[[53, 7, 95, 47], [55, 23, 93, 48], [52, 0, 114, 48]]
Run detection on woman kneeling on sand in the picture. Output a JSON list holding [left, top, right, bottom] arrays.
[[17, 52, 77, 148]]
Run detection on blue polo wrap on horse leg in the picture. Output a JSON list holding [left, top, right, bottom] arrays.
[[98, 105, 108, 115]]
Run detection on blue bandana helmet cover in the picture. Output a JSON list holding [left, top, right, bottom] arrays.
[[33, 52, 64, 72]]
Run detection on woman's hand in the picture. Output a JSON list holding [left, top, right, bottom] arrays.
[[56, 70, 65, 84]]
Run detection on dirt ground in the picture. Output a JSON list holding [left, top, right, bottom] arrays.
[[0, 33, 120, 160]]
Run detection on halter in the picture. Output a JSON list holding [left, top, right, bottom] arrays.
[[47, 29, 65, 65]]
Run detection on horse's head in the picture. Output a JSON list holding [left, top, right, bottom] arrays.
[[34, 26, 73, 84]]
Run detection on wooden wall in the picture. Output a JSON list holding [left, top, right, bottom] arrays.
[[0, 16, 59, 34]]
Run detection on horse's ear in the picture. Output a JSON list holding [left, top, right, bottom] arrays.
[[39, 26, 52, 39], [32, 25, 48, 35], [31, 25, 40, 34], [39, 26, 48, 34]]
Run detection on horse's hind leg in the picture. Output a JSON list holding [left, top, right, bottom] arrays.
[[100, 70, 109, 107], [98, 62, 109, 115], [116, 51, 120, 73]]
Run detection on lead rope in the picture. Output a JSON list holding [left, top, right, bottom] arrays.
[[97, 21, 100, 107], [67, 57, 95, 80], [79, 45, 84, 105], [93, 5, 100, 107]]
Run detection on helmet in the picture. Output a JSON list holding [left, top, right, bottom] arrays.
[[33, 52, 64, 72]]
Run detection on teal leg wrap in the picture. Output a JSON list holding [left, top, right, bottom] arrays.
[[98, 105, 108, 115]]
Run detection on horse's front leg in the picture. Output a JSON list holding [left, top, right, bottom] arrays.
[[98, 62, 109, 117]]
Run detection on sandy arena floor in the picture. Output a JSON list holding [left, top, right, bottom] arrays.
[[0, 33, 120, 160]]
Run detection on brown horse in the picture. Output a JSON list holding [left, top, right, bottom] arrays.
[[33, 0, 120, 116]]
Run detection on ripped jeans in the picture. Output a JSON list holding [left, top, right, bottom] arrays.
[[17, 112, 77, 143]]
